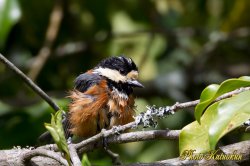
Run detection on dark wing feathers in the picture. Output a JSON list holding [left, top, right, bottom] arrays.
[[74, 73, 102, 92], [39, 72, 102, 144], [62, 112, 73, 140]]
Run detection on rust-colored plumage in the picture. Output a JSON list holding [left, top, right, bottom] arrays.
[[39, 56, 143, 142], [69, 80, 109, 137], [68, 72, 137, 138]]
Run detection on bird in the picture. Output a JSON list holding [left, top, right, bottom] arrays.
[[39, 56, 143, 143]]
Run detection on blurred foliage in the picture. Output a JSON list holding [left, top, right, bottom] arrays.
[[82, 154, 91, 166], [0, 0, 21, 49], [0, 0, 250, 165]]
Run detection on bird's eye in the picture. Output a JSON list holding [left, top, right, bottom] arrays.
[[119, 69, 126, 74]]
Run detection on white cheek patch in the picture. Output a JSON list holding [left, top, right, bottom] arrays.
[[127, 70, 138, 80], [94, 67, 126, 82]]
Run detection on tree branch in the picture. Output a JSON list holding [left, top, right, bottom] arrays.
[[0, 149, 67, 165], [107, 129, 180, 144], [39, 130, 180, 154], [0, 53, 60, 111], [18, 148, 68, 166], [214, 87, 250, 102], [68, 145, 81, 166], [77, 129, 181, 158], [28, 0, 63, 81], [103, 147, 122, 165]]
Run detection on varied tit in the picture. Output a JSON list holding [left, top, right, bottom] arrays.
[[39, 56, 144, 142], [67, 56, 144, 138]]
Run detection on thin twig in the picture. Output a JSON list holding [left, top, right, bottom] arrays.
[[107, 129, 180, 144], [68, 145, 81, 166], [0, 53, 60, 111], [170, 100, 200, 111], [18, 148, 69, 166], [28, 0, 63, 81], [170, 87, 250, 111], [103, 147, 122, 165], [214, 87, 250, 102]]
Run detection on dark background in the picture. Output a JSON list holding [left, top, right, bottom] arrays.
[[0, 0, 250, 165]]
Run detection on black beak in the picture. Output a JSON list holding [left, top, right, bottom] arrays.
[[127, 80, 144, 88]]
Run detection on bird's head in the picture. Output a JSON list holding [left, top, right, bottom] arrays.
[[93, 56, 144, 88]]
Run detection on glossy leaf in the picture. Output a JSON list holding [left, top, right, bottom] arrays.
[[208, 90, 250, 149], [0, 0, 21, 48], [195, 76, 250, 123], [180, 90, 250, 154], [195, 84, 219, 122], [179, 120, 210, 154]]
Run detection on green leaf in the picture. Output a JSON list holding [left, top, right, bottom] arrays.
[[45, 124, 60, 142], [195, 84, 219, 123], [44, 110, 71, 165], [0, 0, 21, 48], [208, 91, 250, 149], [199, 84, 220, 102], [179, 120, 210, 154], [195, 76, 250, 123], [180, 90, 250, 154]]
